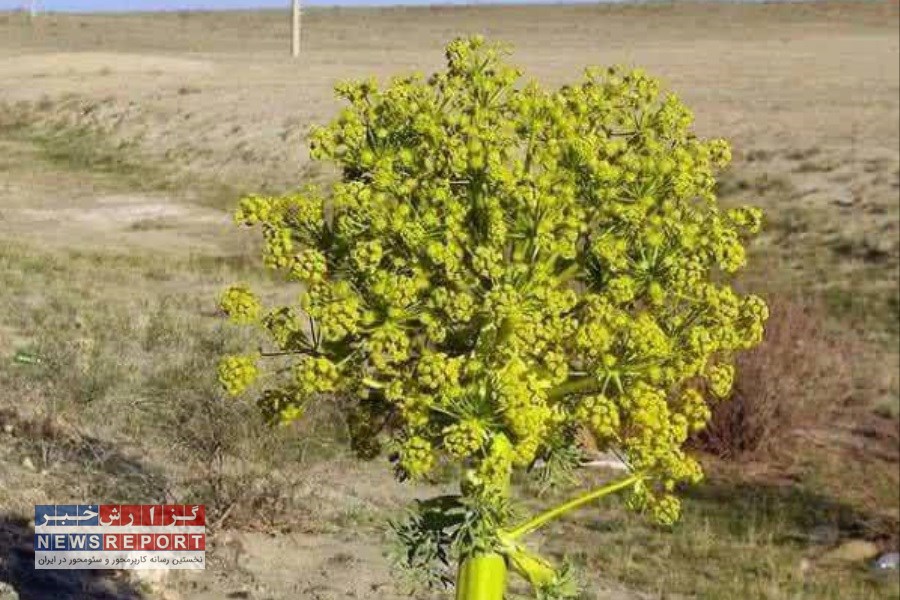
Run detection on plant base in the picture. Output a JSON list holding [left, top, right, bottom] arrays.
[[456, 553, 507, 600]]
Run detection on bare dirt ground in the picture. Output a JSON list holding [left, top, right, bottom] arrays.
[[0, 3, 898, 599]]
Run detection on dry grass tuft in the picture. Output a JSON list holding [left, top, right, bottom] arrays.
[[693, 297, 855, 458]]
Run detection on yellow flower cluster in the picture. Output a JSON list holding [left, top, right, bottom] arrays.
[[257, 388, 306, 425], [398, 435, 435, 479], [301, 281, 366, 342], [679, 388, 712, 432], [294, 356, 340, 395], [367, 322, 411, 371], [492, 359, 560, 467], [629, 482, 683, 526], [416, 351, 463, 399], [430, 289, 476, 324], [706, 363, 736, 398], [350, 239, 384, 273], [443, 419, 486, 458], [262, 226, 293, 270], [576, 395, 620, 443], [290, 248, 328, 285], [728, 206, 764, 234], [463, 433, 515, 499], [233, 194, 272, 225], [219, 284, 261, 325], [219, 37, 767, 530], [397, 392, 433, 430], [217, 354, 259, 396]]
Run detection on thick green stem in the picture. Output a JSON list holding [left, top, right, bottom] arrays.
[[456, 553, 507, 600], [504, 473, 643, 541], [547, 375, 598, 400], [555, 261, 581, 284], [496, 316, 517, 347]]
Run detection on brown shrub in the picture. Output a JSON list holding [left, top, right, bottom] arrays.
[[691, 296, 854, 458]]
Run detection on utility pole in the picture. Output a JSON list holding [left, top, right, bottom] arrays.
[[291, 0, 301, 57]]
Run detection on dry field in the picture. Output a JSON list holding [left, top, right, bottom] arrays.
[[0, 2, 898, 599]]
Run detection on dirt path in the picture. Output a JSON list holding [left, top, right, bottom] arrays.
[[0, 137, 232, 257]]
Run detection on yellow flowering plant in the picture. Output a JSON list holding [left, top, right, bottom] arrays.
[[217, 37, 767, 599]]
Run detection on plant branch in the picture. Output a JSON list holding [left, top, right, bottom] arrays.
[[503, 472, 644, 541], [259, 348, 321, 358], [547, 376, 597, 400]]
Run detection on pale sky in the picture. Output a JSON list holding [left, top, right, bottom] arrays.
[[1, 0, 286, 9], [1, 0, 619, 10]]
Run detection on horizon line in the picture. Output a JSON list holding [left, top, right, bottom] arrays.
[[0, 0, 831, 15]]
